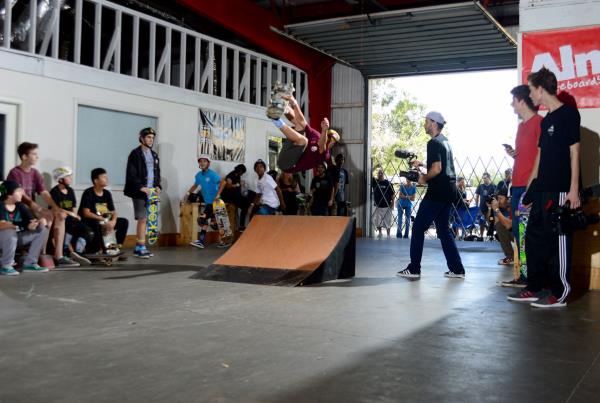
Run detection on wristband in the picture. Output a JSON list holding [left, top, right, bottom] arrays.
[[272, 118, 285, 129]]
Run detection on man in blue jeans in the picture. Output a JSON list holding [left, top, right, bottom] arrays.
[[396, 179, 416, 238], [397, 112, 465, 279]]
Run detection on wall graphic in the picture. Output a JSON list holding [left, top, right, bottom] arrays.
[[198, 109, 246, 162]]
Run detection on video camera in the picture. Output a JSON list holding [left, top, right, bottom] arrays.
[[552, 200, 599, 235], [394, 149, 421, 182]]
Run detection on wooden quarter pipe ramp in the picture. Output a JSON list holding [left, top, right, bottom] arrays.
[[193, 216, 356, 286]]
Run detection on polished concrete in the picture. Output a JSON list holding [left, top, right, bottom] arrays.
[[1, 238, 599, 403]]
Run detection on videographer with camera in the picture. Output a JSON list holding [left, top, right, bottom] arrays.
[[507, 67, 581, 308], [489, 188, 514, 266], [396, 112, 465, 279]]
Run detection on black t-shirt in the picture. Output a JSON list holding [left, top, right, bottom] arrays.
[[537, 105, 581, 192], [372, 179, 394, 208], [424, 134, 457, 202], [78, 187, 115, 218], [50, 185, 77, 211], [310, 175, 333, 208], [221, 171, 241, 203], [328, 166, 349, 202], [0, 201, 33, 231]]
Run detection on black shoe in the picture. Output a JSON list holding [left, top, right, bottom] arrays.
[[501, 278, 526, 288], [444, 271, 465, 279], [396, 269, 420, 278]]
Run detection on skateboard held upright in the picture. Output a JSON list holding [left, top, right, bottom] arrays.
[[146, 187, 160, 245]]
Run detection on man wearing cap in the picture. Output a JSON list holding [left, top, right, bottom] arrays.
[[270, 94, 339, 173], [397, 112, 465, 279], [490, 187, 514, 265], [186, 155, 222, 248], [125, 128, 161, 258]]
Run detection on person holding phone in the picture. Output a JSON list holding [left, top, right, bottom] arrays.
[[504, 85, 542, 270]]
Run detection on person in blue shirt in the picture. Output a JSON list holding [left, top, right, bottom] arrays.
[[396, 179, 416, 238], [186, 155, 221, 249]]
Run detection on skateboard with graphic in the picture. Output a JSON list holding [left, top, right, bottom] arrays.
[[146, 187, 160, 245], [516, 193, 530, 281], [213, 198, 233, 242], [84, 250, 125, 267]]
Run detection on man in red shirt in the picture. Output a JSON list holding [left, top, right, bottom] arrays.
[[505, 86, 542, 246], [270, 94, 339, 173]]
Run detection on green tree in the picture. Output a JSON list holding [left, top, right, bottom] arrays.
[[370, 79, 430, 178]]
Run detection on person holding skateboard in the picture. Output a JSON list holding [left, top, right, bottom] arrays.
[[186, 155, 222, 249], [125, 127, 161, 259], [79, 168, 129, 255]]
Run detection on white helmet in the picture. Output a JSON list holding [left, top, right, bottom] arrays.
[[53, 166, 73, 181]]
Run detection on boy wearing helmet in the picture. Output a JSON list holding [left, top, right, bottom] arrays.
[[186, 155, 221, 248], [270, 94, 339, 173], [50, 167, 92, 265], [0, 180, 50, 275], [124, 127, 161, 258]]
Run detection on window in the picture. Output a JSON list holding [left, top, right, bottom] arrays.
[[76, 105, 157, 186]]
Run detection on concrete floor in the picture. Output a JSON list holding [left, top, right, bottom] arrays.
[[1, 238, 599, 403]]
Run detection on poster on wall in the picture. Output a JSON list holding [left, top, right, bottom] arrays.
[[198, 109, 246, 162], [522, 26, 600, 109]]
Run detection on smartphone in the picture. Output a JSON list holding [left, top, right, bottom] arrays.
[[502, 143, 513, 151]]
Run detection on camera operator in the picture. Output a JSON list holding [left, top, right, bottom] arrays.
[[507, 67, 581, 308], [396, 112, 465, 279], [489, 188, 514, 266]]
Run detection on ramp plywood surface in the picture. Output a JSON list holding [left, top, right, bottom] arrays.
[[214, 216, 351, 271]]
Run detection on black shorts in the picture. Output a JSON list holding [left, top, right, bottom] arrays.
[[198, 203, 215, 226], [277, 139, 307, 171]]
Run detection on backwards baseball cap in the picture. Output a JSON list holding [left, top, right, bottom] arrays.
[[198, 154, 211, 162], [495, 187, 509, 198], [426, 111, 446, 125]]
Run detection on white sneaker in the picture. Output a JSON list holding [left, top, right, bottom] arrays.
[[444, 271, 465, 279]]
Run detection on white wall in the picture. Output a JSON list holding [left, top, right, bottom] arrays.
[[519, 0, 600, 188], [0, 50, 281, 234]]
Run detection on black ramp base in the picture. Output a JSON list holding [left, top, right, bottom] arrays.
[[193, 217, 356, 286]]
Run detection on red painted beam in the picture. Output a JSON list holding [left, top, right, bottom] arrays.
[[177, 0, 335, 124]]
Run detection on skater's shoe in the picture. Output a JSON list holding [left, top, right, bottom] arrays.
[[396, 269, 420, 279], [70, 251, 92, 266], [531, 295, 567, 308], [444, 271, 465, 279], [0, 267, 20, 276], [134, 245, 151, 259], [498, 257, 514, 266], [22, 264, 50, 273], [501, 278, 526, 288], [55, 256, 80, 267], [190, 240, 205, 249], [507, 290, 546, 302], [217, 241, 231, 249]]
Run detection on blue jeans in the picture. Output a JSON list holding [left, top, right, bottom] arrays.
[[408, 198, 464, 274], [396, 203, 412, 237], [511, 186, 526, 249], [256, 205, 278, 215]]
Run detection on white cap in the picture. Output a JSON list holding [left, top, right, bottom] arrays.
[[426, 111, 446, 125], [198, 154, 211, 162]]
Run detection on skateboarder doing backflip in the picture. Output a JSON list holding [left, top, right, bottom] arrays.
[[270, 94, 339, 173], [125, 127, 161, 259]]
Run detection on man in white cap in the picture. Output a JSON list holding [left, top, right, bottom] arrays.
[[397, 111, 465, 279]]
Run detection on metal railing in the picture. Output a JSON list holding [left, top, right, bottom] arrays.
[[0, 0, 309, 114], [370, 155, 514, 239]]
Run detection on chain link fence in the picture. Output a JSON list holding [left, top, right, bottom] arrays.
[[370, 154, 513, 239]]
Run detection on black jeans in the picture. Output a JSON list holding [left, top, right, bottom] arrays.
[[82, 218, 129, 253]]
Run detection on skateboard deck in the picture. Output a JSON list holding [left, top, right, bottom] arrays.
[[84, 251, 125, 266], [146, 187, 160, 245], [213, 199, 233, 241], [517, 193, 530, 280]]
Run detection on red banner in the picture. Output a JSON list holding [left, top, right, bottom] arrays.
[[522, 26, 600, 109]]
